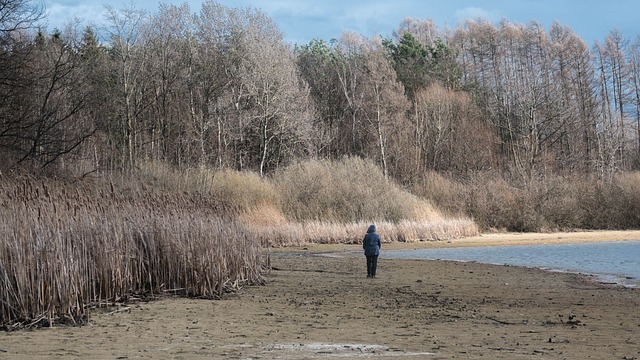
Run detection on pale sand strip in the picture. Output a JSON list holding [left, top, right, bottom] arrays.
[[287, 230, 640, 253]]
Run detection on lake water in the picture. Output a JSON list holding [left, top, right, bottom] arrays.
[[383, 240, 640, 287]]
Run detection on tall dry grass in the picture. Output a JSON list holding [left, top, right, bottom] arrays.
[[243, 219, 478, 246], [262, 157, 478, 245], [0, 174, 265, 329], [124, 159, 479, 246], [413, 171, 640, 232], [1, 159, 482, 328], [272, 157, 415, 222]]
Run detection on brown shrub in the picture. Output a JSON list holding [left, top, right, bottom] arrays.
[[414, 171, 640, 232], [265, 158, 478, 245], [273, 157, 427, 223]]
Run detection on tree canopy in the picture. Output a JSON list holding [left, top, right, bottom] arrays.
[[2, 1, 640, 183]]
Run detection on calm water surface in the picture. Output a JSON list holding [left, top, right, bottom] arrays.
[[384, 240, 640, 287]]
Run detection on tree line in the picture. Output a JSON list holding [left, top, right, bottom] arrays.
[[2, 0, 640, 185]]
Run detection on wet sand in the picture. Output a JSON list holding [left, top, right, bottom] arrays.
[[1, 231, 639, 359]]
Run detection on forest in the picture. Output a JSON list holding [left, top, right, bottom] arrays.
[[3, 1, 640, 229], [3, 0, 640, 226], [2, 0, 640, 327]]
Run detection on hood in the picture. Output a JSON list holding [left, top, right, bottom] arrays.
[[367, 224, 376, 233]]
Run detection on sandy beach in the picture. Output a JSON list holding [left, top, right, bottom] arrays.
[[1, 231, 639, 359]]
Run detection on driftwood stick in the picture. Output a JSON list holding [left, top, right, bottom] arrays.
[[487, 317, 519, 325], [163, 288, 186, 293], [107, 307, 131, 315], [26, 315, 47, 328], [489, 347, 516, 351]]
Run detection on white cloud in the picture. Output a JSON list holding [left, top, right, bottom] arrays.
[[44, 2, 105, 30], [454, 6, 500, 23]]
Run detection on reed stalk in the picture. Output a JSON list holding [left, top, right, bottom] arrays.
[[0, 175, 265, 329]]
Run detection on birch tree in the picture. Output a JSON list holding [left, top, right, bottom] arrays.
[[592, 31, 631, 176], [360, 36, 409, 178], [230, 7, 313, 175], [630, 36, 640, 164], [103, 3, 149, 171]]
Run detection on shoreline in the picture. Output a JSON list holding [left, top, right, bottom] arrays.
[[283, 229, 640, 253], [294, 230, 640, 289]]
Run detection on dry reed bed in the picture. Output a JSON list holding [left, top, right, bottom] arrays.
[[245, 219, 478, 246], [0, 159, 480, 329], [0, 176, 265, 329]]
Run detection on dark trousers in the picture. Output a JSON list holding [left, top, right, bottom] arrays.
[[366, 255, 378, 277]]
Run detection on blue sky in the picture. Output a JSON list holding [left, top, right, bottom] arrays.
[[43, 0, 640, 46]]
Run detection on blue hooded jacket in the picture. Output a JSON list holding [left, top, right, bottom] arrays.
[[363, 224, 381, 256]]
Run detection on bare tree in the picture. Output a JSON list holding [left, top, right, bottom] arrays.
[[602, 31, 633, 169], [453, 20, 610, 178], [228, 6, 313, 175], [0, 2, 95, 172], [395, 17, 438, 49], [414, 83, 495, 174], [143, 3, 203, 166], [194, 1, 243, 169], [103, 3, 149, 171], [593, 39, 627, 178], [548, 22, 599, 173], [630, 36, 640, 165], [296, 38, 347, 159], [333, 32, 369, 156], [360, 36, 409, 178], [0, 0, 43, 34]]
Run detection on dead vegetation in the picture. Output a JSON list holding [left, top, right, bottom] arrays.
[[0, 174, 264, 329], [0, 158, 477, 328]]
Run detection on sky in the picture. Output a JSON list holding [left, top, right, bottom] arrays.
[[42, 0, 640, 46]]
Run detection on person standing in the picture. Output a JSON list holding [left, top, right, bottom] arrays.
[[363, 224, 381, 278]]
